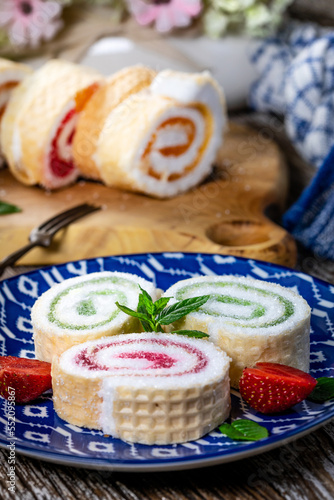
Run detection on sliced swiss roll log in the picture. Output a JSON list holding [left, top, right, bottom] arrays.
[[95, 70, 226, 198], [73, 65, 156, 180], [0, 58, 32, 165], [0, 59, 103, 189], [31, 271, 156, 363], [52, 332, 231, 444], [163, 276, 311, 389]]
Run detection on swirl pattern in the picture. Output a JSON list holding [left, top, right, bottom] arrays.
[[164, 275, 311, 388], [52, 332, 231, 445], [96, 70, 225, 198], [32, 271, 156, 363]]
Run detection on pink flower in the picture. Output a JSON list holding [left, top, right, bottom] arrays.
[[0, 0, 63, 47], [127, 0, 202, 33]]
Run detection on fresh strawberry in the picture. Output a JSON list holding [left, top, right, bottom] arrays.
[[239, 362, 317, 414], [0, 356, 52, 404]]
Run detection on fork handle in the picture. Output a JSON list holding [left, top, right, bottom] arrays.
[[0, 241, 39, 278]]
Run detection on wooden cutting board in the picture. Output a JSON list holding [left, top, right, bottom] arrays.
[[0, 123, 297, 267]]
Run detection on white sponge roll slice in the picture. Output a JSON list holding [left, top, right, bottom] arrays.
[[95, 70, 226, 198], [32, 271, 156, 363], [52, 332, 231, 445], [1, 59, 103, 189], [163, 275, 311, 388]]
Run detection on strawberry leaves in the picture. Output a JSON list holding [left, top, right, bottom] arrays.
[[116, 286, 210, 338]]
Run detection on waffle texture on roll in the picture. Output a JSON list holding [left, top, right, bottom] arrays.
[[95, 69, 226, 198], [163, 275, 311, 388], [52, 332, 231, 444], [32, 271, 156, 363], [73, 65, 156, 180], [0, 59, 103, 189]]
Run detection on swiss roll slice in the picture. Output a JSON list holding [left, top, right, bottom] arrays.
[[95, 70, 226, 198], [73, 65, 156, 180], [52, 332, 231, 444], [1, 59, 103, 189], [163, 275, 311, 388], [31, 271, 156, 363]]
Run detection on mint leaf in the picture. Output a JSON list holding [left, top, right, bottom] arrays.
[[0, 201, 21, 215], [171, 330, 209, 338], [219, 420, 269, 441], [138, 286, 155, 316], [157, 295, 210, 325], [115, 302, 154, 328], [136, 289, 155, 331], [153, 297, 171, 315], [308, 377, 334, 402]]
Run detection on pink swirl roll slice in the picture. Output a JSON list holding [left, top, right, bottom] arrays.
[[1, 59, 103, 189], [52, 332, 231, 445]]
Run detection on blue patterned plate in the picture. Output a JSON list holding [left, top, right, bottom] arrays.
[[0, 253, 333, 471]]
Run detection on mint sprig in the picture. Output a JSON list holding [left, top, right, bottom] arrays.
[[116, 286, 210, 338], [307, 377, 334, 403], [156, 296, 211, 325], [0, 201, 21, 215], [219, 419, 269, 441]]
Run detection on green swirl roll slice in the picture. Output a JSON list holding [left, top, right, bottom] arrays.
[[32, 271, 156, 363], [163, 275, 311, 388]]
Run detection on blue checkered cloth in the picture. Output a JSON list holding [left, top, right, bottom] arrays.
[[283, 145, 334, 259], [250, 23, 334, 259]]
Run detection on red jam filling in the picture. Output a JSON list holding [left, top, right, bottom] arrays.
[[75, 337, 208, 376], [117, 351, 176, 370], [48, 82, 100, 179], [49, 108, 76, 178]]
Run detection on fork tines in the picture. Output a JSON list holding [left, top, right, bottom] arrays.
[[38, 204, 100, 234]]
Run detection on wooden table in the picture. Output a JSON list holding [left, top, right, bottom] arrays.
[[0, 245, 333, 500]]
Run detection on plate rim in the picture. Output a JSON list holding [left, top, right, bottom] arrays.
[[0, 410, 333, 472], [1, 251, 333, 471]]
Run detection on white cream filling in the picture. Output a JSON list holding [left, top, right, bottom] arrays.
[[142, 106, 205, 176], [11, 126, 22, 165], [154, 127, 188, 149]]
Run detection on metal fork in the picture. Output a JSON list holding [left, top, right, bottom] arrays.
[[0, 203, 100, 277]]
